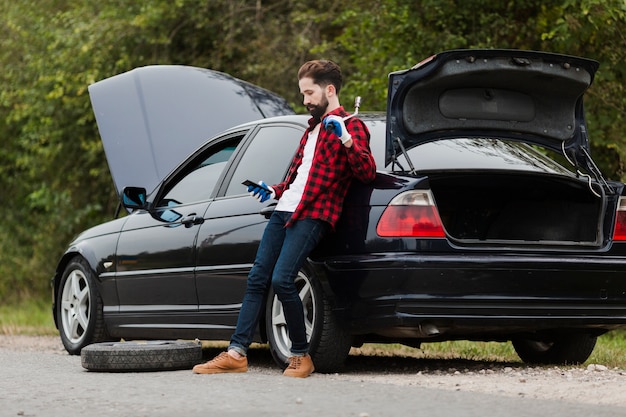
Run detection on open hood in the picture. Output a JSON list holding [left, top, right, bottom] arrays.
[[89, 65, 295, 196], [386, 49, 599, 167]]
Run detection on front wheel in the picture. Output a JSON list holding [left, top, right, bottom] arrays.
[[57, 257, 110, 354], [265, 267, 352, 373], [512, 333, 597, 365]]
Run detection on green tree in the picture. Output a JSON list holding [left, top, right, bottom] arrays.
[[0, 0, 625, 302], [0, 1, 142, 299], [546, 0, 626, 179]]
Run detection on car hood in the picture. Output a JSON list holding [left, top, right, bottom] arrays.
[[89, 65, 295, 196], [386, 49, 599, 166]]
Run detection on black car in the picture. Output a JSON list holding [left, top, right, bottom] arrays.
[[53, 50, 626, 372]]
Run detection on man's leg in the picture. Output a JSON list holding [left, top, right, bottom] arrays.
[[229, 212, 288, 354], [193, 212, 288, 374], [271, 218, 329, 377]]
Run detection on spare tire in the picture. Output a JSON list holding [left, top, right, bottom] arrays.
[[81, 340, 202, 372]]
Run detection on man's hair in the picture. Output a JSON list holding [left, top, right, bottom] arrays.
[[298, 60, 343, 94]]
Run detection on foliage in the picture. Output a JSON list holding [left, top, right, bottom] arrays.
[[0, 0, 625, 301]]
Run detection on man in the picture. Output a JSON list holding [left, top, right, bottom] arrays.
[[192, 60, 376, 378]]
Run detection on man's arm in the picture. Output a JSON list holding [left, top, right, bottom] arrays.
[[344, 117, 377, 183]]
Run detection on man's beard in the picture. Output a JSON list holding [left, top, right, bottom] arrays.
[[307, 95, 329, 120]]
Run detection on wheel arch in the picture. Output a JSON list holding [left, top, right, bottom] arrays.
[[305, 259, 338, 301], [52, 246, 106, 329]]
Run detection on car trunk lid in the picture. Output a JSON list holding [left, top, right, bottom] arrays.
[[386, 49, 599, 168]]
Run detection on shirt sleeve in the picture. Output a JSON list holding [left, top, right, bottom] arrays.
[[345, 117, 377, 183]]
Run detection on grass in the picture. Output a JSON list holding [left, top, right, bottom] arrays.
[[352, 333, 626, 369], [0, 298, 57, 336], [2, 299, 625, 368], [587, 331, 626, 368]]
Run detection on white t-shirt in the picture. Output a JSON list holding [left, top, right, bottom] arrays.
[[275, 124, 320, 213]]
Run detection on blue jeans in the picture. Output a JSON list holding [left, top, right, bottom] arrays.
[[229, 211, 329, 357]]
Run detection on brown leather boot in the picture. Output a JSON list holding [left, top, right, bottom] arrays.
[[283, 354, 315, 378], [192, 351, 248, 374]]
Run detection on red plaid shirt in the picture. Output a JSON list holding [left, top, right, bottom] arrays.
[[272, 107, 377, 228]]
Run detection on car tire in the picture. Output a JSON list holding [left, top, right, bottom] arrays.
[[512, 333, 597, 365], [265, 266, 352, 373], [81, 340, 202, 372], [57, 257, 111, 355]]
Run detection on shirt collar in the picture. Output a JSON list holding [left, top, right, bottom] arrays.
[[307, 106, 348, 129]]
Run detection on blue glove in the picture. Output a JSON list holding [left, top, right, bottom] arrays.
[[247, 180, 275, 203], [323, 115, 352, 144]]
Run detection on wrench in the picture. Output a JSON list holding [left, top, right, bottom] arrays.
[[325, 96, 362, 132], [342, 96, 361, 121]]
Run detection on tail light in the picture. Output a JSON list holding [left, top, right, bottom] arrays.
[[613, 197, 626, 241], [376, 190, 446, 238]]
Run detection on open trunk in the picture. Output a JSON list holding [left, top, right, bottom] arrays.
[[429, 173, 606, 247]]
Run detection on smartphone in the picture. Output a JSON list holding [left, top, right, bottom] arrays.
[[242, 179, 270, 191]]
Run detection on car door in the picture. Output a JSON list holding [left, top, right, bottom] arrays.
[[194, 122, 304, 330], [115, 136, 242, 321]]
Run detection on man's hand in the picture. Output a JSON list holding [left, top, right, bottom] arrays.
[[247, 180, 275, 203], [323, 115, 352, 145]]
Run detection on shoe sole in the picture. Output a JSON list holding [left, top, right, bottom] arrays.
[[283, 367, 315, 378], [193, 367, 247, 374]]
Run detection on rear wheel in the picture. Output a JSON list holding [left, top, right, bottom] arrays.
[[57, 257, 110, 354], [512, 333, 597, 365], [265, 267, 352, 373]]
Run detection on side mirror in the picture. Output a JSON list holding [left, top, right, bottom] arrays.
[[122, 187, 148, 210]]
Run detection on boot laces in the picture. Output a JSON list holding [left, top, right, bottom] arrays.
[[287, 356, 303, 369], [210, 351, 230, 364]]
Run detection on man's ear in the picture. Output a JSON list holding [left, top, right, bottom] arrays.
[[326, 83, 336, 97]]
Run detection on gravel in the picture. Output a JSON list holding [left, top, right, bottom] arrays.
[[2, 335, 625, 407]]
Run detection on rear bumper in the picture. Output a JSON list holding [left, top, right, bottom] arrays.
[[319, 252, 626, 338]]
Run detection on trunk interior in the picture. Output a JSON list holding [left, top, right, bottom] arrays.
[[429, 173, 605, 247]]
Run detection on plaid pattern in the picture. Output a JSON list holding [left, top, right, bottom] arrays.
[[272, 107, 377, 228]]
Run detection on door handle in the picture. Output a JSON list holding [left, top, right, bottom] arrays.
[[181, 213, 204, 228], [259, 203, 277, 219]]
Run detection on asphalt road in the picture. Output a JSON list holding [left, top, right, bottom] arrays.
[[1, 340, 625, 417]]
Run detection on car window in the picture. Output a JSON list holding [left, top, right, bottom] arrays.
[[365, 119, 387, 167], [225, 125, 302, 196], [158, 136, 242, 206]]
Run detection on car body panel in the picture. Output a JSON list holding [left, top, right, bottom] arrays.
[[114, 201, 210, 313], [386, 49, 599, 166], [88, 65, 295, 196], [319, 251, 626, 338]]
